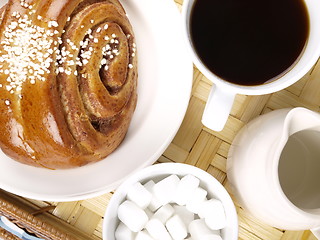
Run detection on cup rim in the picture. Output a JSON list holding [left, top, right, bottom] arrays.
[[102, 162, 239, 240], [181, 0, 320, 96]]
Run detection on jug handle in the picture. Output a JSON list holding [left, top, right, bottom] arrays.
[[311, 227, 320, 239]]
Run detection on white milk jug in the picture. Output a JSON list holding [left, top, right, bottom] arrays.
[[227, 107, 320, 237]]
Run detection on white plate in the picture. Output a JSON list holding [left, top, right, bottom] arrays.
[[0, 0, 192, 201]]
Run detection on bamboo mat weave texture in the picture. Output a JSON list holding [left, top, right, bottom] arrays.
[[13, 0, 320, 239]]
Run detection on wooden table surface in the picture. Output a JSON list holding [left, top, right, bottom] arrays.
[[9, 0, 320, 239]]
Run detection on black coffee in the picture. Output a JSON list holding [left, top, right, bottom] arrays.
[[190, 0, 310, 86]]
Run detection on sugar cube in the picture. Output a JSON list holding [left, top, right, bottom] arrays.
[[188, 219, 221, 240], [198, 199, 226, 230], [173, 205, 195, 227], [153, 175, 180, 206], [205, 214, 226, 231], [165, 214, 188, 240], [118, 200, 148, 232], [144, 208, 154, 219], [185, 187, 207, 214], [135, 230, 155, 240], [172, 174, 200, 205], [144, 180, 162, 212], [152, 204, 174, 224], [115, 222, 135, 240], [127, 182, 152, 209], [145, 218, 172, 240]]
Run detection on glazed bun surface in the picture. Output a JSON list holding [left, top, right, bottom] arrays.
[[0, 0, 137, 169]]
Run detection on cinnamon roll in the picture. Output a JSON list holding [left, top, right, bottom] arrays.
[[0, 0, 137, 169]]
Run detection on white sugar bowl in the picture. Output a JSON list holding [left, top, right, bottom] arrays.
[[103, 163, 238, 240]]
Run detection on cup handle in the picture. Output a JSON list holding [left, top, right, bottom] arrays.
[[202, 84, 236, 131], [312, 227, 320, 239]]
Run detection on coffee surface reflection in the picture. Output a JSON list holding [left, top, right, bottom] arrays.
[[190, 0, 309, 86]]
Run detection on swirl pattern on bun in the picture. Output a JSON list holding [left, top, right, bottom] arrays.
[[0, 0, 137, 169]]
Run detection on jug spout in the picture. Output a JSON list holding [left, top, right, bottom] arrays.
[[284, 107, 320, 136]]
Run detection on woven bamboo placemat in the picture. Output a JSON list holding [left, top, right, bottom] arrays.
[[1, 0, 320, 239]]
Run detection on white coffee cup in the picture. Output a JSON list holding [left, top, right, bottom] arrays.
[[182, 0, 320, 131]]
